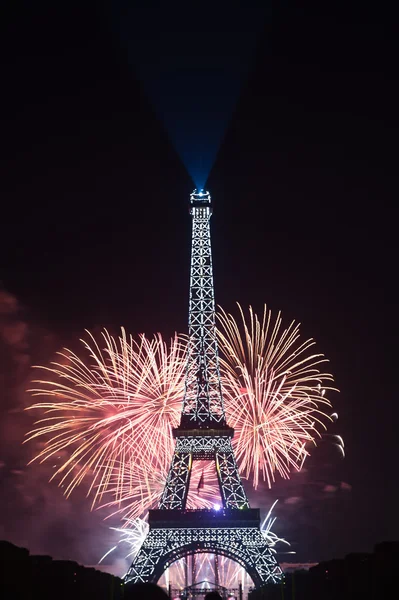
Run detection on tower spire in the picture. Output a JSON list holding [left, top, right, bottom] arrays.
[[180, 189, 226, 427]]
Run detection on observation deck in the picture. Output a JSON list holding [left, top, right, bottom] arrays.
[[173, 423, 234, 437], [190, 188, 211, 208], [148, 508, 261, 530]]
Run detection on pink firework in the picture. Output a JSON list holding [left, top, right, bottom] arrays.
[[218, 304, 337, 488], [26, 329, 185, 505]]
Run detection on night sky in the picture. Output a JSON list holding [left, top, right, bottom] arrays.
[[1, 0, 398, 573]]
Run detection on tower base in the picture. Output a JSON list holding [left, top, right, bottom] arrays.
[[125, 509, 282, 588]]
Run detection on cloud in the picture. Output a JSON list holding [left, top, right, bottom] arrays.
[[295, 467, 308, 474], [340, 481, 352, 491], [0, 290, 30, 408], [323, 485, 338, 493], [0, 291, 19, 315], [0, 289, 123, 572], [284, 496, 302, 505]]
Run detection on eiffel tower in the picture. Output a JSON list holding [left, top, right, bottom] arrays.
[[125, 189, 282, 588]]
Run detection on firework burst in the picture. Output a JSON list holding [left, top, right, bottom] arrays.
[[218, 304, 337, 488], [25, 329, 185, 505]]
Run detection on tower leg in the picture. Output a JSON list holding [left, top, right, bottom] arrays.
[[159, 450, 192, 510], [184, 555, 188, 589], [191, 553, 196, 586], [214, 552, 219, 589], [216, 440, 250, 509]]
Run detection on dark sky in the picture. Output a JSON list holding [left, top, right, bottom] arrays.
[[1, 0, 398, 571]]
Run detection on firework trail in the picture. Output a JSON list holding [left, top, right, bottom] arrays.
[[218, 304, 337, 488], [102, 517, 150, 564], [260, 500, 290, 552]]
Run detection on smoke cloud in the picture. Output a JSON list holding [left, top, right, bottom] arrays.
[[0, 289, 122, 571]]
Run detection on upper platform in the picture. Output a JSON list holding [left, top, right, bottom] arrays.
[[148, 507, 261, 529], [190, 188, 212, 207], [173, 423, 234, 438]]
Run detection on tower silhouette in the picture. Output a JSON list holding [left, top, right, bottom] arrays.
[[125, 190, 282, 588]]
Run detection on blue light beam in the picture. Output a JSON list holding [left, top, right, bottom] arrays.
[[112, 1, 270, 188]]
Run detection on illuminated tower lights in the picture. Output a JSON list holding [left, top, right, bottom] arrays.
[[125, 190, 282, 588]]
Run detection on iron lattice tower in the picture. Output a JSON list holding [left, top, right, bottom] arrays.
[[125, 190, 282, 588]]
